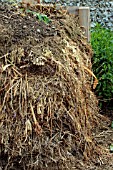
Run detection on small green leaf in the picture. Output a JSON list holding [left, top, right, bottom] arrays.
[[109, 144, 113, 152], [24, 9, 51, 24], [111, 121, 113, 128], [36, 13, 42, 21], [26, 9, 32, 13]]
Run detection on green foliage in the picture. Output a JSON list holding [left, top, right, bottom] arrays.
[[25, 9, 51, 24], [109, 144, 113, 152], [91, 24, 113, 104]]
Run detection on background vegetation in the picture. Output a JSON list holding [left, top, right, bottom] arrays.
[[91, 24, 113, 108]]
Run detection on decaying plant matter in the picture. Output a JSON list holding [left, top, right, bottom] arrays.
[[0, 2, 99, 169]]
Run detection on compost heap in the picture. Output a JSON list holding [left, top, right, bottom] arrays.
[[0, 2, 99, 170]]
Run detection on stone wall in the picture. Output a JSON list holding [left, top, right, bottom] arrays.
[[43, 0, 113, 30]]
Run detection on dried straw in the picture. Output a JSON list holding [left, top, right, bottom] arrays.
[[0, 3, 99, 169]]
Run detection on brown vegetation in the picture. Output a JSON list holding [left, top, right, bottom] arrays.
[[0, 2, 109, 170]]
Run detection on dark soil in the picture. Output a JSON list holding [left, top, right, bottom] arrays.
[[0, 2, 113, 170]]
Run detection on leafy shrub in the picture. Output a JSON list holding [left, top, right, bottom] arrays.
[[91, 24, 113, 106]]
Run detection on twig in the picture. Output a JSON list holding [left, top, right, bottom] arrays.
[[30, 102, 42, 135]]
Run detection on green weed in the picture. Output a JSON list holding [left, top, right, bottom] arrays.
[[91, 24, 113, 107]]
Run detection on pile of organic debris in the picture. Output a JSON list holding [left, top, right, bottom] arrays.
[[0, 2, 99, 170]]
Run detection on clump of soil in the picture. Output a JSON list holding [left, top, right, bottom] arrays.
[[0, 2, 104, 170]]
